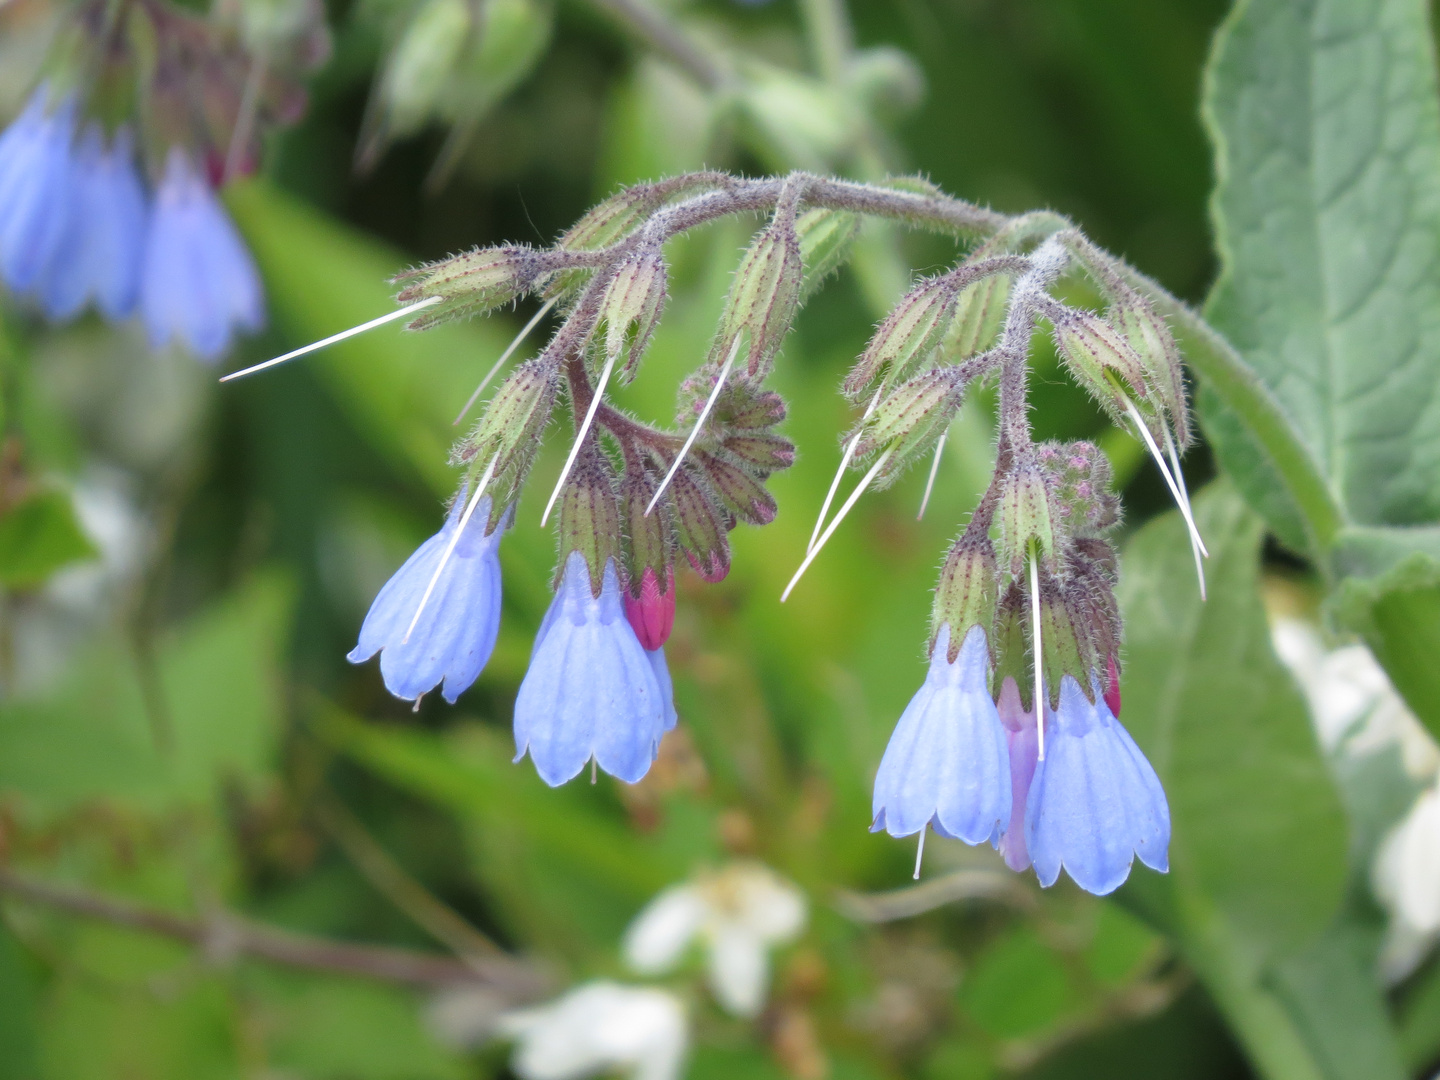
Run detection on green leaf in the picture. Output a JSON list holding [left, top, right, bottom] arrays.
[[0, 921, 40, 1080], [316, 707, 684, 954], [1267, 921, 1408, 1080], [960, 925, 1076, 1040], [0, 574, 290, 815], [1112, 482, 1414, 1080], [0, 489, 95, 587], [1119, 482, 1347, 964], [1203, 0, 1440, 531]]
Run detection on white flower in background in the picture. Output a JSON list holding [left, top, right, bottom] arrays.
[[499, 982, 687, 1080], [1270, 619, 1438, 779], [623, 861, 807, 1018], [1271, 617, 1440, 982], [1374, 782, 1440, 981]]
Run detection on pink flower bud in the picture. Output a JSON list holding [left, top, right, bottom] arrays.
[[624, 567, 676, 651]]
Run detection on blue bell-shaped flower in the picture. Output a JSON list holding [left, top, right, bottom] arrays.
[[0, 88, 77, 294], [348, 491, 505, 704], [514, 552, 668, 786], [1025, 674, 1170, 895], [871, 623, 1011, 846]]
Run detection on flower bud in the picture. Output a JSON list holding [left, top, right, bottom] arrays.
[[714, 219, 803, 377], [456, 357, 559, 523], [550, 175, 721, 299], [844, 277, 957, 398], [395, 245, 541, 328], [1037, 440, 1120, 537], [375, 0, 470, 138], [1069, 538, 1121, 668], [797, 207, 859, 301], [1051, 308, 1149, 424], [557, 438, 622, 595], [667, 467, 730, 582], [696, 451, 777, 526], [1038, 571, 1095, 709], [721, 432, 795, 474], [709, 380, 787, 431], [939, 271, 1011, 362], [997, 465, 1058, 574], [600, 245, 667, 378], [854, 367, 964, 485], [1110, 291, 1189, 448], [621, 466, 676, 650], [990, 584, 1031, 704], [931, 534, 998, 661]]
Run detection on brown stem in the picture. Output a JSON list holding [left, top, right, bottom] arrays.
[[0, 867, 549, 997]]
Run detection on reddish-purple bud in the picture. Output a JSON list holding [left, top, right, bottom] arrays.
[[624, 566, 676, 651]]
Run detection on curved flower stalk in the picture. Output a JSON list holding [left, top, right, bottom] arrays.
[[225, 170, 1211, 862], [623, 862, 807, 1018], [347, 487, 505, 705], [498, 982, 688, 1080]]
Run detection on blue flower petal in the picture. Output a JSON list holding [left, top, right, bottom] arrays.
[[1024, 675, 1170, 895], [871, 624, 1010, 846], [140, 149, 263, 361], [514, 553, 666, 786], [38, 124, 148, 323], [0, 90, 76, 293], [348, 492, 504, 704], [647, 646, 678, 732]]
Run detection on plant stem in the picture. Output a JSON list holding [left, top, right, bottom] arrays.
[[0, 866, 548, 997]]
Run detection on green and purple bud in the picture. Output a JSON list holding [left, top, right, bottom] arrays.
[[844, 276, 958, 399], [853, 367, 965, 485], [600, 244, 667, 378], [557, 436, 622, 596], [931, 533, 998, 662], [713, 215, 803, 378], [395, 245, 544, 328], [454, 357, 559, 527]]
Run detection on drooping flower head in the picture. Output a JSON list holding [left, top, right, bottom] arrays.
[[348, 486, 505, 704], [871, 622, 1010, 847], [514, 551, 669, 786], [1025, 675, 1170, 895], [38, 123, 147, 323], [0, 88, 77, 295], [140, 147, 264, 362]]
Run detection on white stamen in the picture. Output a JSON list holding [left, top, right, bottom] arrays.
[[646, 336, 743, 516], [1123, 401, 1209, 597], [808, 388, 884, 554], [402, 456, 497, 644], [453, 298, 557, 426], [1164, 427, 1207, 602], [591, 758, 597, 785], [540, 350, 619, 528], [913, 826, 927, 880], [917, 430, 949, 521], [219, 297, 443, 383], [782, 447, 894, 603], [1029, 549, 1045, 762]]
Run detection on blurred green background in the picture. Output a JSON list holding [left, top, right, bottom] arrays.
[[1, 0, 1437, 1078]]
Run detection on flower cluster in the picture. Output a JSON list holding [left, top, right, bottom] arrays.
[[0, 0, 325, 359], [231, 172, 1199, 892]]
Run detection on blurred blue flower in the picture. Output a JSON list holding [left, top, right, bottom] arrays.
[[38, 124, 147, 323], [140, 148, 263, 361], [348, 491, 504, 704], [514, 552, 667, 786], [0, 88, 77, 294], [1025, 675, 1170, 895], [871, 623, 1010, 845]]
